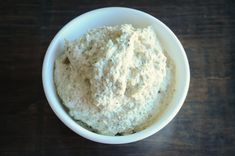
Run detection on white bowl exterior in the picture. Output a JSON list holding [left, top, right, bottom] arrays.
[[42, 7, 190, 144]]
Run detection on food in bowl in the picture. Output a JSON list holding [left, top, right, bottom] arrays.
[[54, 24, 175, 135]]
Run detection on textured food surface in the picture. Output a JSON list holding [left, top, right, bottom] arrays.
[[54, 24, 175, 135]]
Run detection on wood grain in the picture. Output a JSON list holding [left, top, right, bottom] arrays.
[[0, 0, 235, 155]]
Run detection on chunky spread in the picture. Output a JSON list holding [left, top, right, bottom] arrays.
[[54, 24, 175, 135]]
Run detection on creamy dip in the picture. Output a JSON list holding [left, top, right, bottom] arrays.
[[54, 24, 175, 135]]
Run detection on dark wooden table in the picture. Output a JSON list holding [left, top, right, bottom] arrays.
[[1, 0, 235, 155]]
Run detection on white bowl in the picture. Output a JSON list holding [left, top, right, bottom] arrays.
[[42, 7, 190, 144]]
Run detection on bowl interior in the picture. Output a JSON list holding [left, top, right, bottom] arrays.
[[43, 7, 190, 144]]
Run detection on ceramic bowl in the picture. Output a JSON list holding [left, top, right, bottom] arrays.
[[42, 7, 190, 144]]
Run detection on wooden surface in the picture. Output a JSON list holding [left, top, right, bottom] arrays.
[[1, 0, 235, 155]]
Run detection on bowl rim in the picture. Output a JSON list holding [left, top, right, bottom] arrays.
[[42, 7, 190, 144]]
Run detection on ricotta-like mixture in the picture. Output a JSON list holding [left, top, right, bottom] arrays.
[[54, 24, 175, 135]]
